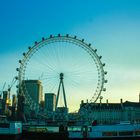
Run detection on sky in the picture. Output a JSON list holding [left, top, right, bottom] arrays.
[[0, 0, 140, 108]]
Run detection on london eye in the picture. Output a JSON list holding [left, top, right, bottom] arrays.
[[16, 34, 107, 112]]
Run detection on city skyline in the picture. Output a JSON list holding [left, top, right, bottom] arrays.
[[0, 0, 140, 110]]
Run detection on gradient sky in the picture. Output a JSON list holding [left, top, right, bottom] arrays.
[[0, 0, 140, 106]]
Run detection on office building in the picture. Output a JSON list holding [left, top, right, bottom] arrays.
[[44, 93, 56, 113], [23, 80, 43, 104], [12, 95, 17, 107], [22, 80, 43, 118], [2, 91, 9, 114]]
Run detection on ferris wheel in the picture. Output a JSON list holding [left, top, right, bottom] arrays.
[[16, 34, 107, 112]]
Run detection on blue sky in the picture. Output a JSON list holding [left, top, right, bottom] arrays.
[[0, 0, 140, 106]]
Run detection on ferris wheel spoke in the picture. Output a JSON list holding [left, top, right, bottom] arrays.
[[32, 54, 57, 73], [25, 66, 54, 77], [33, 46, 61, 73], [43, 80, 58, 93], [40, 75, 58, 80], [26, 57, 56, 75]]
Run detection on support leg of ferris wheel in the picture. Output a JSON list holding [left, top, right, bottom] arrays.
[[55, 73, 67, 110], [55, 73, 68, 123]]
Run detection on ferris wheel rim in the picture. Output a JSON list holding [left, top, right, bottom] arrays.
[[17, 34, 107, 110]]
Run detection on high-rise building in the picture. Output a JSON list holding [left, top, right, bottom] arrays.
[[2, 91, 9, 114], [23, 80, 43, 104], [20, 80, 43, 119], [0, 95, 2, 115], [11, 95, 17, 120], [44, 93, 56, 113], [12, 95, 17, 107]]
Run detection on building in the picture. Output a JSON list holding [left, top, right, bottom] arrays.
[[12, 95, 17, 107], [79, 99, 140, 124], [2, 91, 9, 115], [55, 107, 68, 121], [44, 93, 56, 113], [23, 80, 43, 104], [44, 93, 68, 121], [123, 101, 140, 122], [22, 80, 43, 118], [11, 94, 17, 120], [0, 95, 2, 115]]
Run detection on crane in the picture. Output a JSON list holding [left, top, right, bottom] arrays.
[[7, 77, 17, 104], [0, 77, 17, 106]]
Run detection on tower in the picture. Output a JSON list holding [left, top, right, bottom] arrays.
[[45, 93, 56, 113], [22, 80, 43, 118], [55, 73, 68, 121], [24, 80, 43, 104], [2, 91, 9, 114], [55, 73, 67, 109]]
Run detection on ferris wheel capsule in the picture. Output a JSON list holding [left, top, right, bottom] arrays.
[[15, 76, 18, 80], [103, 88, 106, 91], [50, 34, 53, 38], [19, 60, 22, 63], [42, 37, 45, 41], [88, 43, 91, 47], [99, 56, 102, 59], [23, 53, 26, 56], [28, 46, 31, 50], [102, 63, 105, 67], [35, 41, 38, 45], [100, 96, 103, 100], [104, 71, 107, 75], [94, 49, 97, 52]]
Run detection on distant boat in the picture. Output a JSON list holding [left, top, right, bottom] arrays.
[[0, 115, 22, 140], [68, 122, 140, 139], [21, 121, 140, 139]]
